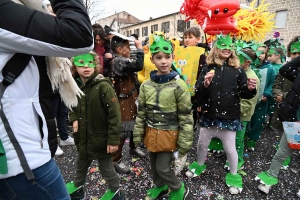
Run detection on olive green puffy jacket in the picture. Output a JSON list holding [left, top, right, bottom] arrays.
[[69, 73, 121, 160]]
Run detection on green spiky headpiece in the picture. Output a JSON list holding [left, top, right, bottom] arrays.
[[234, 40, 256, 64], [215, 34, 233, 50], [150, 35, 173, 54], [291, 39, 300, 53], [268, 46, 286, 63]]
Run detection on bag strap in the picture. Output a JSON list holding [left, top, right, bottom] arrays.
[[0, 53, 35, 180]]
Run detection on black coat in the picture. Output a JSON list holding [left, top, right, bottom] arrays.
[[196, 63, 256, 120]]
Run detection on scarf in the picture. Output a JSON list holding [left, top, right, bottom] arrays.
[[94, 45, 105, 74], [11, 0, 84, 109]]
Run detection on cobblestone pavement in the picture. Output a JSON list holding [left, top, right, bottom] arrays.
[[55, 127, 300, 200]]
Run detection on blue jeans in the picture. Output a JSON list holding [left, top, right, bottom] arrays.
[[52, 96, 69, 141], [0, 159, 70, 200]]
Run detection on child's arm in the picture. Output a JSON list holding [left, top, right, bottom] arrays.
[[133, 84, 146, 144], [102, 82, 121, 146], [279, 56, 300, 82], [122, 49, 144, 73], [272, 73, 284, 103], [176, 81, 194, 157]]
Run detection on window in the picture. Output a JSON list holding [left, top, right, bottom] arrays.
[[177, 20, 191, 32], [142, 26, 148, 36], [151, 24, 158, 32], [129, 30, 132, 35], [275, 10, 287, 28], [134, 29, 140, 36], [161, 21, 170, 33], [127, 31, 129, 36]]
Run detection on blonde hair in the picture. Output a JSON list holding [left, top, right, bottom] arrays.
[[70, 51, 102, 77], [206, 46, 240, 68]]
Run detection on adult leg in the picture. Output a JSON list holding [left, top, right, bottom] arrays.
[[57, 97, 71, 141], [267, 133, 294, 177], [0, 159, 69, 200]]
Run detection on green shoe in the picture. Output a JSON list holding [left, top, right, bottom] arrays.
[[224, 161, 244, 171], [281, 156, 291, 170], [255, 172, 278, 186], [145, 185, 169, 200], [185, 162, 206, 177], [169, 182, 189, 200], [226, 173, 243, 194], [100, 189, 124, 200], [66, 181, 82, 195]]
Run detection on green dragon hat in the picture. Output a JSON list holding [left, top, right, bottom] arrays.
[[215, 34, 233, 50], [234, 40, 256, 64], [150, 35, 173, 54], [291, 38, 300, 53]]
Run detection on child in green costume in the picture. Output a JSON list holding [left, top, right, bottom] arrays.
[[133, 35, 193, 200], [224, 46, 260, 171], [68, 52, 125, 200], [245, 44, 276, 151], [186, 35, 257, 195], [256, 36, 300, 196], [265, 47, 286, 131]]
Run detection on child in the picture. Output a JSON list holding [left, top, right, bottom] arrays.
[[245, 44, 275, 151], [183, 27, 207, 131], [265, 47, 286, 130], [110, 34, 146, 174], [68, 52, 125, 200], [133, 36, 193, 200], [224, 46, 260, 171], [255, 36, 300, 196], [186, 35, 257, 194]]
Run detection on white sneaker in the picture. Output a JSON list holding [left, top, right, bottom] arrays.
[[297, 190, 300, 197], [55, 146, 64, 156], [258, 184, 271, 194], [60, 137, 75, 146]]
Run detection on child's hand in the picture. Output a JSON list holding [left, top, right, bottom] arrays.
[[261, 96, 268, 102], [134, 40, 143, 49], [105, 53, 112, 59], [247, 78, 257, 91], [276, 94, 283, 103], [73, 120, 78, 133], [107, 145, 118, 153], [204, 71, 214, 88]]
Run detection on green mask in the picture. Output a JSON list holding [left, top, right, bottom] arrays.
[[291, 39, 300, 53], [74, 54, 96, 68], [150, 35, 173, 54], [215, 34, 233, 50]]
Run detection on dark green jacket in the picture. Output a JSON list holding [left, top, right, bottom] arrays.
[[69, 73, 121, 160]]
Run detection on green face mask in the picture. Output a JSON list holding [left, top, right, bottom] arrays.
[[150, 35, 173, 54], [215, 34, 233, 50], [291, 39, 300, 53], [74, 54, 96, 68]]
